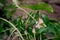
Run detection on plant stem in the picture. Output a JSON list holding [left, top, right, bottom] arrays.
[[0, 18, 24, 40], [12, 0, 37, 23], [7, 29, 15, 40], [34, 33, 36, 40], [1, 28, 13, 33], [40, 33, 42, 40]]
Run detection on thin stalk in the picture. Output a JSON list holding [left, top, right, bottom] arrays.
[[0, 18, 24, 40], [34, 33, 36, 40], [12, 0, 37, 23], [40, 33, 42, 40], [1, 28, 13, 33], [7, 29, 15, 40], [28, 34, 33, 40], [26, 35, 28, 40]]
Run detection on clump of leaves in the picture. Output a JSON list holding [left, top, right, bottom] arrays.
[[0, 0, 60, 40]]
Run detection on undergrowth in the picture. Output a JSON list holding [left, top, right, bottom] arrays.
[[0, 0, 60, 40]]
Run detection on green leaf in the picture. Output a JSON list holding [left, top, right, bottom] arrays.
[[42, 14, 50, 26], [26, 3, 53, 13], [27, 27, 33, 36], [17, 16, 24, 33], [0, 27, 4, 33], [42, 14, 59, 36], [36, 27, 47, 34], [3, 4, 16, 18], [24, 12, 34, 24], [6, 9, 16, 18], [34, 10, 40, 21]]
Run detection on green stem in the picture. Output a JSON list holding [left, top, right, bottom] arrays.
[[40, 33, 42, 40], [1, 28, 13, 33], [0, 18, 24, 40], [34, 33, 36, 40], [7, 29, 15, 40], [12, 0, 37, 23]]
